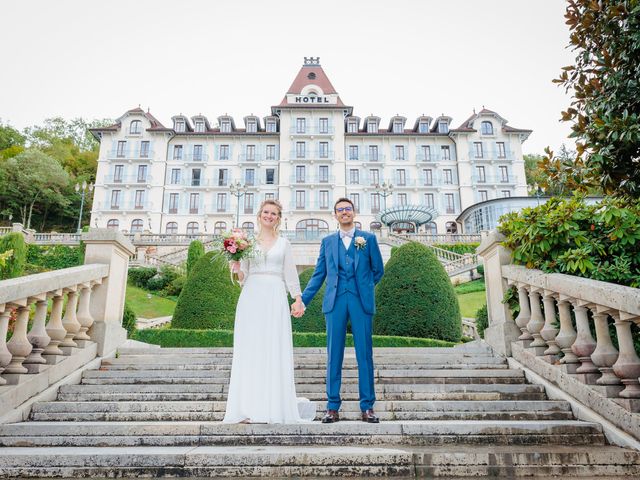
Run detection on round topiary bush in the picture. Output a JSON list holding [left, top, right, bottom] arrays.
[[186, 240, 205, 276], [171, 252, 240, 330], [290, 268, 326, 333], [374, 242, 461, 342]]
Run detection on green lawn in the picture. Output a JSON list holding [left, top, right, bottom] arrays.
[[126, 284, 177, 319], [457, 290, 486, 318]]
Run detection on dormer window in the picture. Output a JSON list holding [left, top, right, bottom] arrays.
[[175, 120, 185, 132], [247, 120, 257, 133], [347, 121, 358, 133], [481, 121, 494, 135], [367, 120, 378, 133], [129, 120, 142, 134], [194, 121, 205, 133], [266, 120, 277, 132], [418, 122, 429, 133], [220, 120, 231, 133], [438, 121, 449, 134], [393, 120, 403, 133]]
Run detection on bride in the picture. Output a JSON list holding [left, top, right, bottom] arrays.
[[223, 199, 316, 423]]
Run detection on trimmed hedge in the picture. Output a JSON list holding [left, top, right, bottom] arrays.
[[186, 240, 205, 276], [132, 328, 456, 348], [171, 252, 240, 329], [475, 304, 488, 339], [375, 242, 461, 342], [0, 233, 26, 279], [290, 268, 326, 333]]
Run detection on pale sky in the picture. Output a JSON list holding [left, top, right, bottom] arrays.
[[1, 0, 574, 155]]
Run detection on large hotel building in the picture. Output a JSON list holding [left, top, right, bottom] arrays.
[[89, 57, 531, 236]]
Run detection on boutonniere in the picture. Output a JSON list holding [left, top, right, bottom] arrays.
[[354, 236, 367, 250]]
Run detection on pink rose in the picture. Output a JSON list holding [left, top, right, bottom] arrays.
[[227, 245, 237, 254]]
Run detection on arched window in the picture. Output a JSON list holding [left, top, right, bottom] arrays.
[[242, 221, 254, 232], [186, 222, 199, 235], [130, 120, 142, 134], [369, 222, 382, 231], [425, 222, 437, 235], [481, 121, 493, 135], [354, 221, 362, 230], [130, 219, 144, 232], [391, 222, 415, 234], [106, 219, 119, 229], [445, 221, 458, 234], [296, 219, 329, 240], [165, 222, 178, 234], [214, 221, 227, 234]]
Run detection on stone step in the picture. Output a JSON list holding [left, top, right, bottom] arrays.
[[101, 362, 508, 371], [1, 444, 637, 478], [0, 420, 606, 448]]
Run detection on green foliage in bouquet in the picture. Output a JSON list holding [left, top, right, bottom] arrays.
[[172, 252, 240, 330], [374, 242, 461, 342], [499, 195, 640, 287]]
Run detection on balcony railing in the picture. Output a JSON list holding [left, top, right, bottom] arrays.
[[472, 175, 518, 184], [289, 175, 335, 185], [108, 150, 154, 160], [289, 126, 335, 135], [184, 153, 209, 163], [103, 175, 152, 184], [289, 151, 335, 161]]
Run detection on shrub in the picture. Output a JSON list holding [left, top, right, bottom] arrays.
[[375, 242, 461, 342], [163, 275, 186, 297], [122, 302, 137, 336], [0, 233, 26, 279], [171, 252, 240, 329], [186, 240, 205, 276], [433, 242, 480, 255], [146, 265, 179, 291], [132, 328, 456, 348], [475, 304, 488, 339], [26, 244, 83, 271], [476, 264, 484, 276], [128, 267, 157, 288], [290, 268, 327, 333], [499, 195, 640, 287]]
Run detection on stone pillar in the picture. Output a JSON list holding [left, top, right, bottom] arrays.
[[43, 291, 65, 358], [612, 313, 640, 399], [24, 295, 50, 366], [0, 306, 12, 385], [75, 281, 98, 341], [555, 296, 578, 365], [84, 229, 135, 356], [514, 284, 532, 341], [591, 310, 620, 386], [572, 302, 599, 375], [60, 288, 80, 349], [527, 289, 546, 351], [476, 231, 520, 356], [540, 292, 560, 356], [5, 300, 33, 375]]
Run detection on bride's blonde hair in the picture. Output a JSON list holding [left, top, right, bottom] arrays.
[[256, 199, 283, 235]]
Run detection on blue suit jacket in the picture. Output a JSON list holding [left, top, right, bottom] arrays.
[[302, 230, 384, 315]]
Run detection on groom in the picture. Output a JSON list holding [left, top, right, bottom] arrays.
[[295, 198, 384, 423]]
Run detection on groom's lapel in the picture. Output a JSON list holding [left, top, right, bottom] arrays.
[[354, 229, 360, 270], [332, 232, 340, 267]]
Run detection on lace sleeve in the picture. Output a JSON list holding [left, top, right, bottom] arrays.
[[239, 258, 250, 286], [283, 238, 301, 297]]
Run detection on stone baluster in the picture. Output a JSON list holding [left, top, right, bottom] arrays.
[[0, 305, 12, 384], [43, 290, 65, 358], [514, 283, 533, 341], [571, 301, 599, 375], [590, 308, 620, 386], [612, 313, 640, 400], [24, 294, 51, 369], [555, 296, 579, 366], [60, 287, 80, 349], [75, 281, 98, 342], [4, 299, 34, 376], [540, 291, 561, 356], [527, 288, 547, 351]]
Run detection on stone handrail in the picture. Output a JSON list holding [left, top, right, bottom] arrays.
[[478, 230, 640, 437], [395, 233, 482, 244], [0, 229, 134, 416]]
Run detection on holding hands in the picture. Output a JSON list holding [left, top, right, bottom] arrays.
[[291, 298, 305, 318]]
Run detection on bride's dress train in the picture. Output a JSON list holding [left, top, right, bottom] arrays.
[[223, 236, 316, 423]]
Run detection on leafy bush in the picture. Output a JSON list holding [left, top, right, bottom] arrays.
[[186, 240, 205, 276], [163, 275, 186, 297], [476, 264, 484, 276], [132, 328, 456, 348], [146, 274, 166, 291], [375, 242, 461, 342], [122, 302, 137, 336], [171, 252, 240, 329], [26, 244, 83, 271], [475, 304, 488, 339], [499, 195, 640, 287], [128, 267, 157, 288], [433, 242, 480, 255], [0, 233, 26, 279], [290, 268, 326, 333]]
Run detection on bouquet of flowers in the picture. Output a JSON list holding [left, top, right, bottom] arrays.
[[216, 229, 256, 283]]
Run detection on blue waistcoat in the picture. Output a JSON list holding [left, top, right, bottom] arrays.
[[337, 238, 358, 296]]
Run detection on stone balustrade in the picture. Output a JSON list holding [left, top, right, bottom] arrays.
[[478, 231, 640, 419], [0, 229, 134, 416]]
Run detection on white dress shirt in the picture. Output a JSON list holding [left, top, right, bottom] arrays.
[[340, 227, 356, 249]]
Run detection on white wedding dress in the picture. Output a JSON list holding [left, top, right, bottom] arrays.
[[222, 236, 316, 423]]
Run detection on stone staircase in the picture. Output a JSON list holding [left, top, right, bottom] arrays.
[[1, 342, 639, 478]]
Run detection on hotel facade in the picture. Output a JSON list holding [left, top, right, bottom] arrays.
[[89, 58, 531, 237]]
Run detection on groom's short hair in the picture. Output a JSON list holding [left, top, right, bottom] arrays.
[[334, 197, 355, 213]]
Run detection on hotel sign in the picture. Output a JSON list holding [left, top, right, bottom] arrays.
[[295, 95, 330, 104]]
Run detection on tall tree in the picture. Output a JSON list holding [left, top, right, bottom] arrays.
[[0, 150, 70, 229], [23, 117, 111, 152], [553, 0, 640, 196], [0, 122, 26, 159]]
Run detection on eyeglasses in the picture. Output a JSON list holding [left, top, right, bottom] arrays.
[[335, 206, 353, 213]]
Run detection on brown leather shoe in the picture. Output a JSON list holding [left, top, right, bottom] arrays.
[[321, 409, 340, 423], [361, 409, 380, 423]]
